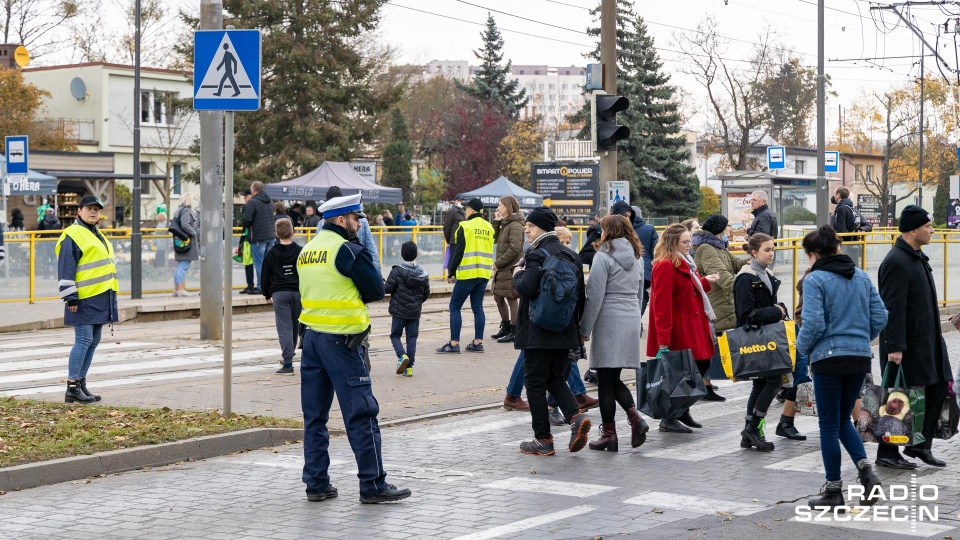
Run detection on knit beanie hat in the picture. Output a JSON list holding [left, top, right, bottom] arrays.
[[401, 241, 418, 262], [526, 206, 558, 232], [325, 186, 343, 200], [898, 205, 932, 232], [467, 198, 484, 212], [702, 214, 729, 235]]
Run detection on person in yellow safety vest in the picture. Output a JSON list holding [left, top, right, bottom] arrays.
[[297, 193, 411, 505], [55, 195, 119, 404], [436, 197, 494, 354]]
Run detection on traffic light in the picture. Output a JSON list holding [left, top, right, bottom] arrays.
[[591, 91, 630, 152]]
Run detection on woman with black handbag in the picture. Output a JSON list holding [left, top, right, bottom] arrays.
[[733, 233, 788, 451], [171, 193, 199, 297]]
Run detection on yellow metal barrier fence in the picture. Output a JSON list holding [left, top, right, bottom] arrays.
[[2, 226, 959, 310]]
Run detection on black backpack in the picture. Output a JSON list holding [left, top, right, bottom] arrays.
[[529, 248, 580, 333], [850, 206, 873, 232]]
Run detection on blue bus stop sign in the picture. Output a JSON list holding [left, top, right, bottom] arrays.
[[767, 146, 785, 170], [4, 135, 28, 175]]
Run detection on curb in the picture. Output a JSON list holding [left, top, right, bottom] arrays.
[[0, 427, 315, 493]]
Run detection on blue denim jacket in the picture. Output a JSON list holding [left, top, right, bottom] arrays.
[[795, 267, 888, 363]]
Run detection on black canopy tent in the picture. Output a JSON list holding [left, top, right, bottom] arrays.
[[263, 162, 402, 204], [456, 176, 543, 208]]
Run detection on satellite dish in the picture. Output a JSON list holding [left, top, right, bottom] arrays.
[[70, 77, 86, 100]]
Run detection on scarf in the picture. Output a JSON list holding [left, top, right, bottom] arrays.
[[532, 231, 557, 248], [750, 259, 772, 293], [683, 253, 716, 323]]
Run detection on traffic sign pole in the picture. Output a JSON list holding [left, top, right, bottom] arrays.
[[223, 110, 234, 417]]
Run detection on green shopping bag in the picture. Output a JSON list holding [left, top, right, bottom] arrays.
[[872, 364, 925, 447]]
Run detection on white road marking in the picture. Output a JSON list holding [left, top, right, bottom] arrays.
[[623, 491, 767, 516], [423, 417, 531, 440], [0, 341, 154, 359], [644, 431, 746, 461], [0, 350, 270, 385], [450, 505, 596, 540], [0, 341, 64, 351], [0, 346, 217, 372], [763, 451, 827, 473], [481, 478, 618, 498], [789, 517, 956, 537]]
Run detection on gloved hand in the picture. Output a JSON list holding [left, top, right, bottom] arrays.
[[656, 346, 669, 359]]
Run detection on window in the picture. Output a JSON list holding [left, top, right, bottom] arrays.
[[865, 165, 874, 181], [794, 160, 805, 174], [854, 164, 863, 183], [140, 162, 152, 194], [173, 164, 182, 195], [140, 91, 176, 125]]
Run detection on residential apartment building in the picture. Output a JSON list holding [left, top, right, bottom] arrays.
[[22, 62, 201, 219]]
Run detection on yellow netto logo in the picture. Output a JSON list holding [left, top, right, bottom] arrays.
[[739, 341, 778, 355]]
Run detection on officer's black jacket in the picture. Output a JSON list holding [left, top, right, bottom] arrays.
[[321, 223, 385, 303]]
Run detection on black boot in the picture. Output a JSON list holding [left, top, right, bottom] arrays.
[[659, 418, 693, 433], [741, 417, 774, 451], [702, 384, 727, 402], [78, 378, 101, 402], [65, 380, 96, 404], [491, 321, 509, 340], [677, 409, 702, 428], [583, 369, 598, 385], [775, 414, 806, 440], [856, 459, 882, 506], [496, 324, 515, 343], [808, 481, 845, 509]]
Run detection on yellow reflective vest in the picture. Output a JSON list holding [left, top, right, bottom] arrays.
[[456, 217, 495, 280], [298, 230, 371, 334], [55, 223, 119, 300]]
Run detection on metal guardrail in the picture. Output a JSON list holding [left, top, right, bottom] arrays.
[[2, 226, 959, 310]]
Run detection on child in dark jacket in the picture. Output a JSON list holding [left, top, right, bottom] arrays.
[[261, 218, 303, 374], [384, 241, 430, 377]]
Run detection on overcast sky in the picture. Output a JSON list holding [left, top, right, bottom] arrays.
[[379, 0, 960, 132]]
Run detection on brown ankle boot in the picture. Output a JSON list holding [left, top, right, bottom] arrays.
[[574, 393, 599, 410], [625, 406, 650, 448], [503, 394, 530, 411], [588, 422, 618, 452]]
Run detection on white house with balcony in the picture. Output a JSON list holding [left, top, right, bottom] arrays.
[[23, 62, 200, 218]]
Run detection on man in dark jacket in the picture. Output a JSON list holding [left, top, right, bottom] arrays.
[[875, 205, 953, 469], [242, 180, 276, 290], [747, 190, 778, 239], [384, 241, 430, 377], [442, 197, 466, 271], [830, 186, 857, 233], [261, 218, 303, 374], [512, 206, 591, 456], [38, 207, 62, 277]]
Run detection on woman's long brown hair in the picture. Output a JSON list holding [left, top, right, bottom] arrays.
[[594, 214, 642, 259]]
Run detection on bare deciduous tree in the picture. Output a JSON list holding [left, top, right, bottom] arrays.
[[1, 0, 79, 60]]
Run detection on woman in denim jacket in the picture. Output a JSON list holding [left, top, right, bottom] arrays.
[[796, 226, 888, 510]]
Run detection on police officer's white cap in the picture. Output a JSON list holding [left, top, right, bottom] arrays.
[[319, 194, 362, 219]]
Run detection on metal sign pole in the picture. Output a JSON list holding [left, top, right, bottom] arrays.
[[223, 110, 234, 417]]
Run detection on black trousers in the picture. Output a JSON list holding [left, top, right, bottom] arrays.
[[746, 376, 783, 419], [878, 379, 949, 456], [524, 348, 580, 440]]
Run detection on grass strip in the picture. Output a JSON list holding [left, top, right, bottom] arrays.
[[0, 396, 302, 468]]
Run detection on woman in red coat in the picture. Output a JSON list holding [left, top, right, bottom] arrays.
[[647, 224, 719, 433]]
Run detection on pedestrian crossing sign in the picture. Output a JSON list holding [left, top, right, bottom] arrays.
[[193, 29, 261, 111]]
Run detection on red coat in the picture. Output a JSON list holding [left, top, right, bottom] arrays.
[[646, 258, 716, 361]]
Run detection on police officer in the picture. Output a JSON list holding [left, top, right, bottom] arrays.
[[298, 194, 410, 504], [56, 195, 119, 404]]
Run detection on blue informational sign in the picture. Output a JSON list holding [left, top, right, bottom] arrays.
[[767, 146, 785, 170], [193, 29, 262, 111], [824, 151, 840, 173], [4, 135, 28, 175]]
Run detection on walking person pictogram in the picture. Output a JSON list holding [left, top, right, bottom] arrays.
[[214, 44, 241, 97]]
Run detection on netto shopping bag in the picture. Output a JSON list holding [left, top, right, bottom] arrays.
[[870, 364, 925, 447], [717, 320, 796, 381], [636, 349, 707, 420]]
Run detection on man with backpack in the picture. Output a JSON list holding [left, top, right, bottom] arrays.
[[831, 187, 861, 233], [512, 206, 592, 456]]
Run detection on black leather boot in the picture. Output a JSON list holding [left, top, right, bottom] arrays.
[[677, 409, 702, 428], [809, 481, 845, 509], [856, 459, 882, 506], [65, 380, 96, 404], [496, 324, 515, 343], [491, 321, 509, 339], [775, 414, 806, 440], [78, 378, 101, 402], [741, 417, 774, 451]]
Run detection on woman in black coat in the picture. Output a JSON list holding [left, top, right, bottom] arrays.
[[11, 208, 24, 230], [733, 233, 789, 452]]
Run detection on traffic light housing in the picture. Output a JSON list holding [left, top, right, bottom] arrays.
[[591, 91, 630, 152]]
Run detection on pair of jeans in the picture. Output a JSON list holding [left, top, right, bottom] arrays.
[[244, 264, 255, 289], [251, 239, 276, 289], [745, 375, 783, 419], [272, 290, 302, 365], [173, 260, 191, 284], [390, 316, 420, 366], [523, 349, 580, 440], [68, 324, 103, 380], [813, 372, 868, 482], [449, 278, 487, 342], [877, 379, 949, 456], [507, 351, 585, 397]]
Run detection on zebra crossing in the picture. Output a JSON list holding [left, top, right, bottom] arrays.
[[0, 337, 282, 397]]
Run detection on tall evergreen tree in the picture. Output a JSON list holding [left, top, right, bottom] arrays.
[[456, 14, 528, 117], [571, 3, 700, 217], [382, 109, 414, 201]]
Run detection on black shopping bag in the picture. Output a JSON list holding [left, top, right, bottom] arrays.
[[935, 381, 959, 440], [718, 321, 796, 381], [636, 349, 707, 420]]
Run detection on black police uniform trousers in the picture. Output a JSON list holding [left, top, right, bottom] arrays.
[[301, 329, 387, 497]]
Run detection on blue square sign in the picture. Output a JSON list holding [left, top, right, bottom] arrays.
[[193, 29, 261, 111], [4, 135, 28, 175], [767, 146, 785, 170], [824, 151, 839, 173]]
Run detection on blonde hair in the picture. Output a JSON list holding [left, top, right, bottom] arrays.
[[653, 224, 688, 267], [179, 193, 194, 207], [275, 218, 293, 240], [555, 226, 572, 246]]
